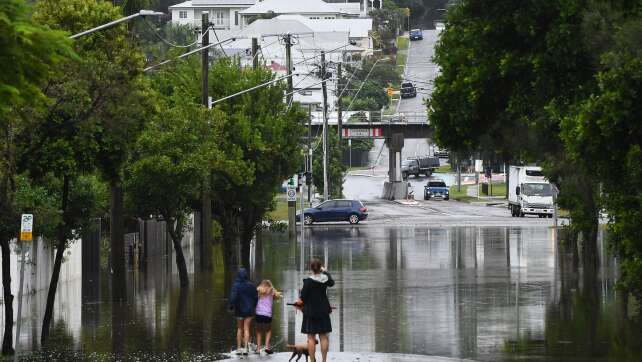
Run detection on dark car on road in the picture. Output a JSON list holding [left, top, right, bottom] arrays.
[[296, 199, 368, 225], [410, 29, 423, 40], [424, 179, 450, 200], [400, 82, 417, 98]]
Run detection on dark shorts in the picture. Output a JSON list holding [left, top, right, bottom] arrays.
[[301, 315, 332, 334], [255, 315, 272, 324]]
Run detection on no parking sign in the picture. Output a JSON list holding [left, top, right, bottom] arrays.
[[286, 187, 297, 202]]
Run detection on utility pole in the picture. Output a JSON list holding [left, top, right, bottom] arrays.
[[252, 37, 259, 69], [337, 62, 343, 140], [285, 33, 296, 237], [321, 50, 329, 201], [284, 33, 294, 105], [200, 12, 212, 271], [308, 104, 313, 203]]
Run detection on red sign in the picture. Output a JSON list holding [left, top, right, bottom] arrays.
[[342, 128, 383, 138]]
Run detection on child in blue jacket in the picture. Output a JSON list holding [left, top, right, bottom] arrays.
[[229, 268, 258, 355]]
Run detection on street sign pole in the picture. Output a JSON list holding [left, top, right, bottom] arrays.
[[287, 177, 297, 239], [15, 214, 33, 357]]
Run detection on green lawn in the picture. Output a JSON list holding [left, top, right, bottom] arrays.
[[483, 182, 506, 197], [435, 164, 452, 173], [268, 195, 311, 220], [448, 185, 476, 203], [397, 36, 409, 51]]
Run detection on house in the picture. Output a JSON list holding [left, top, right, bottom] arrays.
[[169, 0, 369, 30], [169, 0, 255, 30], [276, 15, 372, 50]]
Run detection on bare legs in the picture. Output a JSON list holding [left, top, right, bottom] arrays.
[[307, 333, 329, 362], [256, 324, 263, 351], [243, 317, 252, 350], [265, 324, 272, 350], [256, 323, 272, 352], [236, 319, 243, 351], [319, 334, 329, 362], [307, 334, 317, 362]]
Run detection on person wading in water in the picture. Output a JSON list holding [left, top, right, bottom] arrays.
[[299, 258, 334, 362]]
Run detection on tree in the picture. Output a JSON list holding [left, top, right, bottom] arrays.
[[0, 0, 71, 354], [126, 102, 226, 287], [562, 8, 642, 300], [313, 130, 347, 199], [208, 59, 306, 267], [427, 0, 603, 267], [34, 0, 154, 302]]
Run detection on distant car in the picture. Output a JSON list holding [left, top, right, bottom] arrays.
[[424, 179, 450, 200], [296, 199, 368, 225], [410, 29, 423, 41], [401, 159, 420, 179], [400, 82, 417, 98]]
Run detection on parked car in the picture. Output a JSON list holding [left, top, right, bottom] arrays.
[[424, 179, 450, 200], [400, 82, 417, 98], [296, 199, 368, 225], [410, 29, 423, 40]]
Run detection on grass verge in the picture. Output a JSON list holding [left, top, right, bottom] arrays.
[[448, 185, 476, 203], [268, 195, 311, 220], [435, 164, 452, 173], [397, 36, 409, 51], [483, 182, 506, 197]]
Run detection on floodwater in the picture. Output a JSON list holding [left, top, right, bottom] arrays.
[[18, 226, 642, 361]]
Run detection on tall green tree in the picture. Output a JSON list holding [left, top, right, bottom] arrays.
[[562, 5, 642, 300], [427, 0, 603, 268], [34, 0, 154, 302], [0, 0, 71, 354], [126, 102, 228, 287], [208, 59, 306, 267]]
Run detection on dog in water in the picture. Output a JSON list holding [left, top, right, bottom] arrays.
[[286, 340, 318, 362]]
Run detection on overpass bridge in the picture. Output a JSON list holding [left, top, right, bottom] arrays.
[[307, 111, 433, 200], [308, 111, 432, 139]]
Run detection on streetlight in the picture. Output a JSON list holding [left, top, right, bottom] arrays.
[[70, 9, 165, 39]]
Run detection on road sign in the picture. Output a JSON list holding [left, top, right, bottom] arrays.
[[342, 128, 384, 138], [20, 214, 33, 242], [287, 187, 297, 202], [387, 87, 394, 97]]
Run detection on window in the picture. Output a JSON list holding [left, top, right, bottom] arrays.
[[309, 16, 320, 19], [213, 10, 226, 26], [336, 201, 352, 208], [179, 10, 188, 19], [234, 11, 239, 26], [319, 201, 336, 209], [324, 17, 335, 19]]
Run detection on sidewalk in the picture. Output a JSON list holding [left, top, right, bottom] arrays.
[[221, 352, 477, 362]]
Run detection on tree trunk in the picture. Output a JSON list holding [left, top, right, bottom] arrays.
[[110, 180, 127, 302], [0, 239, 14, 355], [168, 217, 189, 287], [41, 175, 70, 345]]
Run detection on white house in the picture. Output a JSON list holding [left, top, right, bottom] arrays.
[[170, 0, 256, 30], [169, 0, 369, 30]]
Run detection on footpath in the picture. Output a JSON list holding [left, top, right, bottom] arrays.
[[220, 352, 477, 362]]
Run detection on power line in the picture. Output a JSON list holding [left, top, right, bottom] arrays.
[[142, 17, 201, 48]]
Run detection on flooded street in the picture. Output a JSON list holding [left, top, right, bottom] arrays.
[[18, 224, 641, 361]]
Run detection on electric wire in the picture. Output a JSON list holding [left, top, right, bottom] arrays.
[[142, 17, 201, 48], [211, 27, 228, 57]]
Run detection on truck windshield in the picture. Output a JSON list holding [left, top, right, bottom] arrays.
[[522, 183, 552, 196]]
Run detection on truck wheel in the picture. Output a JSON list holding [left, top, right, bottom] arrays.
[[510, 205, 515, 217], [402, 172, 408, 180], [520, 211, 525, 217]]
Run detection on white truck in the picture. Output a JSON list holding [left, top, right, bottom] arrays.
[[508, 166, 555, 218]]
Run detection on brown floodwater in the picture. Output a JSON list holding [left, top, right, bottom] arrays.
[[16, 226, 642, 361]]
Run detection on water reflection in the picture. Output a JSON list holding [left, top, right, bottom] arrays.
[[20, 226, 642, 361]]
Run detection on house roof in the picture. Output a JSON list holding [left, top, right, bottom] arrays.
[[239, 0, 340, 15], [277, 15, 372, 38], [169, 0, 256, 9]]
